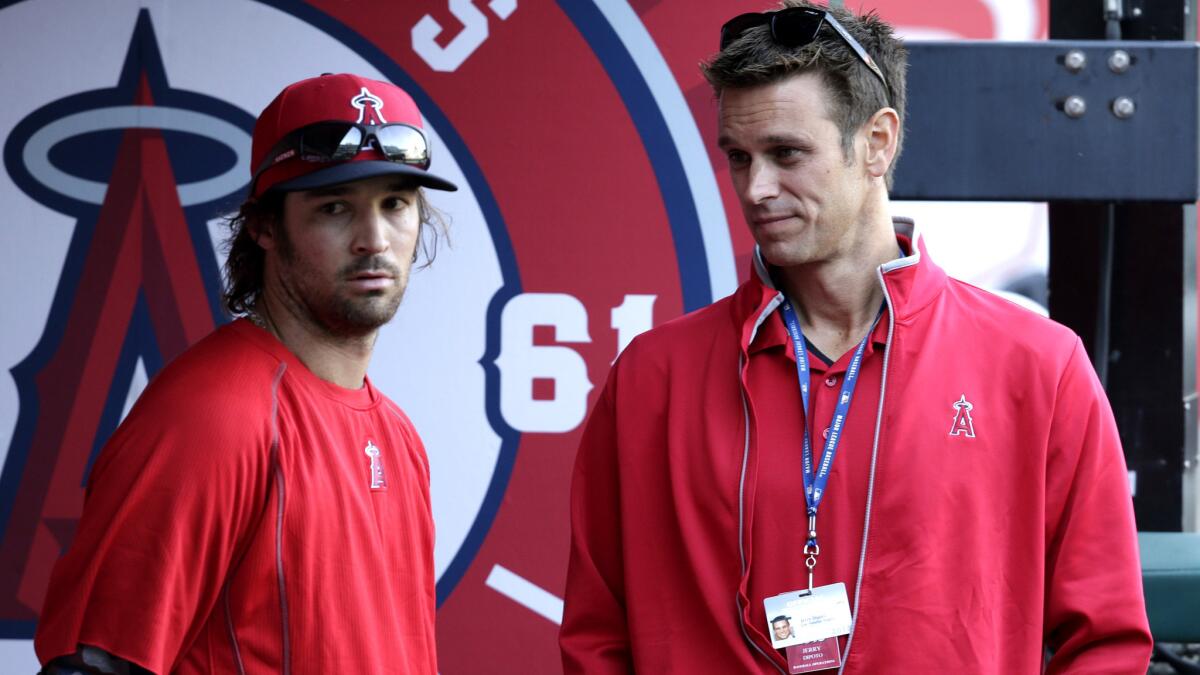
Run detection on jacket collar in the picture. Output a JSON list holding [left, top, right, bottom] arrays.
[[748, 302, 890, 358], [734, 217, 948, 351]]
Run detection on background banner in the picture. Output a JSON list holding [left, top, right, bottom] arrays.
[[0, 1, 1046, 671]]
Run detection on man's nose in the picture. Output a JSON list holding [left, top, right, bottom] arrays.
[[745, 159, 780, 204], [352, 210, 390, 255]]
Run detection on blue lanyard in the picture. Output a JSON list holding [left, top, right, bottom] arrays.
[[779, 299, 876, 549]]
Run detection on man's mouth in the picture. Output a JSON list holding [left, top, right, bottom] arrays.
[[346, 271, 396, 291]]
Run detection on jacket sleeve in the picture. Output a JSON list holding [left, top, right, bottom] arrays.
[[559, 370, 633, 674], [1042, 339, 1152, 674]]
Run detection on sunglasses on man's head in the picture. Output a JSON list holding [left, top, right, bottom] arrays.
[[251, 121, 431, 191], [719, 7, 889, 100]]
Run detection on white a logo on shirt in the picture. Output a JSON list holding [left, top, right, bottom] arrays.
[[949, 395, 976, 438], [364, 440, 388, 490]]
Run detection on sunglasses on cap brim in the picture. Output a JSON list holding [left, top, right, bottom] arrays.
[[251, 121, 431, 194], [719, 7, 890, 102]]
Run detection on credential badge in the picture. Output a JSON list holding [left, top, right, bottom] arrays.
[[364, 439, 387, 490]]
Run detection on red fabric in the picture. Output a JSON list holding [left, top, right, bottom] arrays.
[[35, 320, 437, 674], [561, 231, 1151, 674], [745, 306, 888, 661]]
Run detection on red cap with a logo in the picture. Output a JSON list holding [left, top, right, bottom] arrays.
[[250, 73, 458, 197]]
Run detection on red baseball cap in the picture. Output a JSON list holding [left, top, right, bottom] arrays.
[[250, 73, 458, 197]]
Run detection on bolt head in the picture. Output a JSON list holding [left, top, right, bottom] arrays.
[[1064, 49, 1087, 73], [1063, 95, 1087, 118], [1111, 96, 1136, 119], [1108, 49, 1132, 74]]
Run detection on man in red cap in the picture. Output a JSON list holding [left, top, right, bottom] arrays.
[[35, 73, 457, 675]]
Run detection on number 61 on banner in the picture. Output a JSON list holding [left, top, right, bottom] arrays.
[[496, 293, 655, 433]]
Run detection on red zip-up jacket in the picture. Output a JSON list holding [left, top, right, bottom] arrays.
[[561, 224, 1151, 674]]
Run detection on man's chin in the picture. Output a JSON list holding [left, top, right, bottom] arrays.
[[758, 244, 816, 269], [322, 295, 404, 337]]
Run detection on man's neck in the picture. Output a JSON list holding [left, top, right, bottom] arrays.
[[254, 295, 376, 390], [775, 220, 899, 362]]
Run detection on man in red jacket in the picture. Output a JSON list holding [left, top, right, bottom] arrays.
[[35, 73, 456, 674], [560, 2, 1153, 673]]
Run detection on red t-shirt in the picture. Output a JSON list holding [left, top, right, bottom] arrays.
[[35, 320, 437, 674]]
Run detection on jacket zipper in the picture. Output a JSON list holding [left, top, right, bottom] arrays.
[[737, 296, 788, 674], [736, 265, 901, 674], [835, 268, 897, 673]]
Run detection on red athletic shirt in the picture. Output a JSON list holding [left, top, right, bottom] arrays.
[[35, 319, 437, 674]]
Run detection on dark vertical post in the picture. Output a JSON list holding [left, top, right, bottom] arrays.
[[1047, 0, 1196, 531]]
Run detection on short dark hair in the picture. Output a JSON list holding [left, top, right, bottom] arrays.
[[702, 0, 908, 186], [221, 187, 448, 316], [771, 615, 791, 625]]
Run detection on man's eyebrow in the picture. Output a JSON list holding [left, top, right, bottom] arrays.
[[718, 132, 810, 149], [763, 133, 807, 145]]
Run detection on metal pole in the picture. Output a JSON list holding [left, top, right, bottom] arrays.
[[1047, 0, 1195, 532]]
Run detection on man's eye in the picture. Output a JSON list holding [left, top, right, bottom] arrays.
[[726, 150, 749, 167], [383, 196, 412, 211], [319, 201, 347, 215], [773, 146, 800, 160]]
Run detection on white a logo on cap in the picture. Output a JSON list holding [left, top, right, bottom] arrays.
[[351, 86, 387, 125]]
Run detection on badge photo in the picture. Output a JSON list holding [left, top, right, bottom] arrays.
[[763, 583, 853, 649]]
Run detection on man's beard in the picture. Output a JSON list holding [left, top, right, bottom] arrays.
[[306, 257, 406, 339], [275, 229, 407, 339]]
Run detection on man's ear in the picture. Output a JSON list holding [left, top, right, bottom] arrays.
[[251, 213, 280, 252], [863, 107, 900, 179]]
